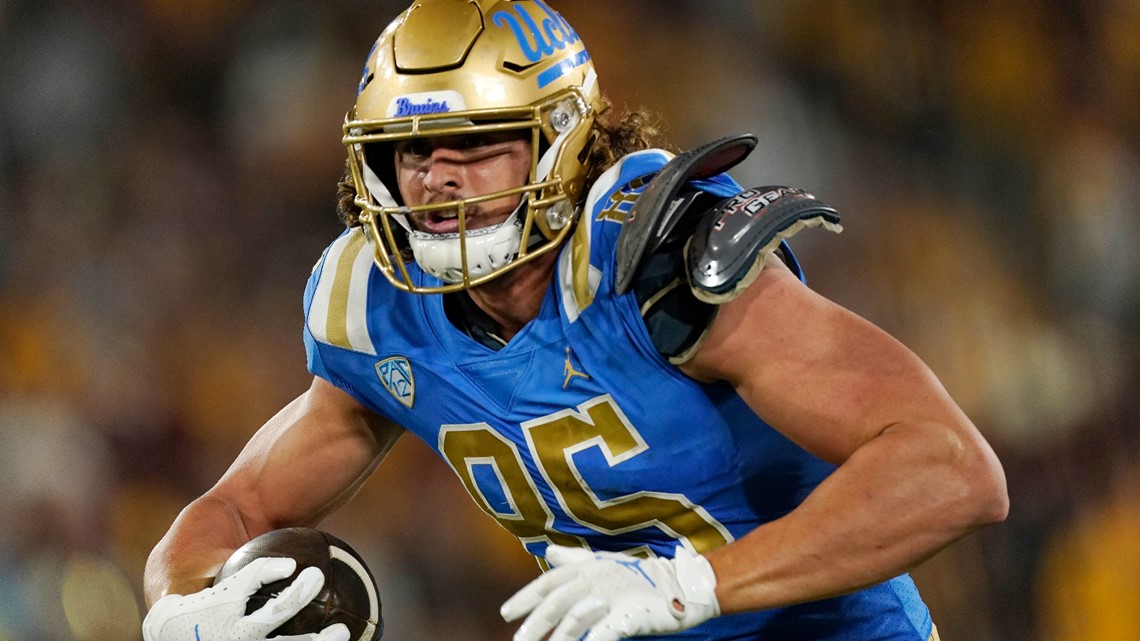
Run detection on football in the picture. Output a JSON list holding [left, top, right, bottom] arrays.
[[214, 528, 383, 640]]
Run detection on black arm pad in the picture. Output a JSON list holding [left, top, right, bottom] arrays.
[[615, 133, 758, 295]]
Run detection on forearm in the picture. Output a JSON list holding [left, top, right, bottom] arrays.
[[705, 419, 1007, 613], [143, 493, 255, 606], [143, 380, 401, 607]]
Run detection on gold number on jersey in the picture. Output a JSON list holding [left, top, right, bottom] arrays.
[[439, 424, 583, 549], [523, 394, 731, 553], [438, 395, 731, 554]]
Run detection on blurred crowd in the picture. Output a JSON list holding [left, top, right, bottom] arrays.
[[1, 1, 1137, 640]]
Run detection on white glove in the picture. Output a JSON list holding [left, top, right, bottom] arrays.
[[501, 545, 720, 641], [142, 557, 351, 641]]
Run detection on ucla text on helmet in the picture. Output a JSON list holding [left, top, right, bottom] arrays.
[[491, 0, 590, 88]]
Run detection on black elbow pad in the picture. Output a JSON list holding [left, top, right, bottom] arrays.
[[688, 187, 842, 303]]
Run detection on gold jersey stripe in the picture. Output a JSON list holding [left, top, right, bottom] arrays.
[[569, 217, 597, 313], [558, 149, 675, 323], [557, 225, 601, 323], [325, 230, 367, 348], [309, 229, 377, 355]]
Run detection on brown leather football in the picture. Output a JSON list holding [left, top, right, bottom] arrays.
[[214, 528, 383, 640]]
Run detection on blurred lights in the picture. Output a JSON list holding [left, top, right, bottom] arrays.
[[61, 555, 140, 641]]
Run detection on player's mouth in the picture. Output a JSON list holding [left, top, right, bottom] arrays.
[[415, 204, 508, 235], [418, 209, 462, 234]]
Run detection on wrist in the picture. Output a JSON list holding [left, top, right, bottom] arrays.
[[672, 547, 720, 620]]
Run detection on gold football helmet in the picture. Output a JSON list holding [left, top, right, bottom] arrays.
[[343, 0, 602, 293]]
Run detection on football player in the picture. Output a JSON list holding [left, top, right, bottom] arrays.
[[142, 1, 1008, 640]]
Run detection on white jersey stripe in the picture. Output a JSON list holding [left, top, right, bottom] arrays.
[[559, 150, 672, 323], [307, 235, 347, 346], [345, 234, 377, 354], [308, 228, 377, 355]]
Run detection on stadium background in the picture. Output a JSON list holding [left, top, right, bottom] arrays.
[[1, 1, 1137, 639]]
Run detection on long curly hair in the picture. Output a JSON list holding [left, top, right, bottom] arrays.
[[335, 98, 665, 228]]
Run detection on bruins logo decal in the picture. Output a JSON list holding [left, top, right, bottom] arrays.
[[376, 356, 415, 408]]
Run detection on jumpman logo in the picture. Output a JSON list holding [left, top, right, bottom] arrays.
[[612, 557, 657, 588], [562, 347, 590, 389]]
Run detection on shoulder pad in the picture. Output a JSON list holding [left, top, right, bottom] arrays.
[[688, 187, 842, 303], [614, 134, 757, 295]]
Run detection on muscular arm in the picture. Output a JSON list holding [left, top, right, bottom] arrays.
[[680, 257, 1008, 613], [143, 376, 404, 605]]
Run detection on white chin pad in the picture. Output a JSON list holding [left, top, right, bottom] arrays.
[[408, 212, 523, 283]]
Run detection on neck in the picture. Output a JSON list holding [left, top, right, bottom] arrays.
[[467, 250, 559, 341]]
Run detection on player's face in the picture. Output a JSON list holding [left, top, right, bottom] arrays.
[[394, 131, 532, 234]]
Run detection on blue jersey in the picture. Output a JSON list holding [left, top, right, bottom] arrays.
[[303, 150, 932, 640]]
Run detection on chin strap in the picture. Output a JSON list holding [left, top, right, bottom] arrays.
[[407, 203, 526, 284]]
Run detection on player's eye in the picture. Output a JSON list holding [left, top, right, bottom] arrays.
[[399, 140, 433, 159], [460, 134, 493, 149]]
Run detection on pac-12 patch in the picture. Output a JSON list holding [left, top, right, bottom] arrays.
[[376, 356, 414, 408]]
